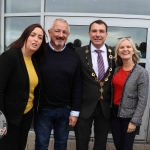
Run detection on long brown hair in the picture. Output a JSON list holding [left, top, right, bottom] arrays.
[[8, 23, 47, 63]]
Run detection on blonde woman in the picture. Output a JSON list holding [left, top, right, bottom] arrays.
[[111, 38, 149, 150]]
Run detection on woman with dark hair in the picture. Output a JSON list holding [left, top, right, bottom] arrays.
[[111, 38, 149, 150], [0, 23, 46, 150]]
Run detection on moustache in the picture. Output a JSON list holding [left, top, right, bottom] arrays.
[[56, 37, 64, 40]]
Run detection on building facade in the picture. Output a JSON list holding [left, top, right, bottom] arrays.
[[0, 0, 150, 143]]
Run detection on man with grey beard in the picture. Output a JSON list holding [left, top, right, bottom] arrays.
[[34, 18, 82, 150]]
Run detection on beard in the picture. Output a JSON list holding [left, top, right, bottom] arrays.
[[55, 41, 65, 47]]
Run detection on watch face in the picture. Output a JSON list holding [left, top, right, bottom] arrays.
[[0, 111, 7, 139]]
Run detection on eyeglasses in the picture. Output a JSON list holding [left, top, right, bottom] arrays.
[[117, 36, 131, 40]]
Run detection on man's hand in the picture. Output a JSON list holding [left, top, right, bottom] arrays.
[[69, 115, 78, 127]]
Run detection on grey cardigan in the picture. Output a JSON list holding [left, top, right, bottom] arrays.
[[112, 64, 149, 126]]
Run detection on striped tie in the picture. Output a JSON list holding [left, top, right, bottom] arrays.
[[95, 50, 105, 81]]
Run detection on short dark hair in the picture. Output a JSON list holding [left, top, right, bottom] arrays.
[[73, 39, 82, 48], [66, 42, 74, 50], [8, 23, 47, 63], [89, 20, 107, 32]]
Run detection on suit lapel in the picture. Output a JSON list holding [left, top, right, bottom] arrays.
[[106, 44, 111, 68], [84, 45, 99, 83], [102, 44, 114, 81], [86, 45, 93, 68], [102, 45, 110, 78]]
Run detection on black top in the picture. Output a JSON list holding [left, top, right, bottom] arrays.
[[39, 43, 82, 111]]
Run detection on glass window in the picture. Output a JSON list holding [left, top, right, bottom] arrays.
[[5, 0, 41, 13], [0, 46, 2, 54], [107, 27, 147, 58], [0, 13, 2, 54], [139, 63, 145, 68], [67, 26, 89, 48], [45, 0, 150, 16], [0, 40, 2, 54], [67, 26, 147, 58], [4, 17, 40, 49]]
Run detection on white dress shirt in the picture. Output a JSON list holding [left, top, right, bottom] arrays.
[[90, 43, 109, 77]]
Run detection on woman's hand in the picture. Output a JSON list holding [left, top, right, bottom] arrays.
[[127, 122, 136, 133]]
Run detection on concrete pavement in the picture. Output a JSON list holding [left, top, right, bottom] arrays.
[[25, 132, 150, 150]]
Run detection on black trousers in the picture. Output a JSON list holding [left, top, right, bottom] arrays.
[[74, 102, 110, 150], [0, 108, 33, 150], [111, 105, 139, 150]]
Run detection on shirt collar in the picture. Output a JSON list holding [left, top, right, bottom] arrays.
[[49, 42, 66, 52], [90, 43, 106, 53]]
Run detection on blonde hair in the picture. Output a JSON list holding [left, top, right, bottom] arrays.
[[114, 38, 141, 66]]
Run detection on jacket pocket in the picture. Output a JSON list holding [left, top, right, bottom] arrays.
[[127, 95, 137, 99], [124, 94, 138, 108]]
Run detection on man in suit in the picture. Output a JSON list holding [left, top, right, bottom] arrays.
[[74, 19, 115, 150]]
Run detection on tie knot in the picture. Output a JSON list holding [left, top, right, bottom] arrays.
[[95, 50, 102, 55]]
